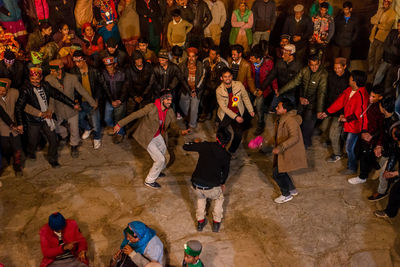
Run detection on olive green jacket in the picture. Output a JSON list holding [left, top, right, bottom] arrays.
[[279, 66, 328, 113]]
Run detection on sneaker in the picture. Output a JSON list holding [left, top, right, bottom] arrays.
[[177, 113, 182, 120], [197, 219, 207, 232], [93, 139, 101, 150], [327, 154, 342, 163], [274, 195, 293, 204], [158, 172, 166, 178], [212, 221, 221, 233], [374, 210, 389, 218], [290, 189, 298, 196], [144, 181, 161, 189], [81, 129, 92, 140], [71, 146, 79, 158], [368, 192, 388, 202], [348, 176, 366, 185]]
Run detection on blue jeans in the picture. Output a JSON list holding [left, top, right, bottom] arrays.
[[104, 101, 126, 135], [346, 132, 359, 172], [79, 101, 102, 140], [179, 93, 200, 128]]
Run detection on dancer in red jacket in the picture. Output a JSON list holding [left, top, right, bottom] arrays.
[[39, 212, 88, 267]]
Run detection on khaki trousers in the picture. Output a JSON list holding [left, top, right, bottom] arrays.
[[193, 186, 224, 222]]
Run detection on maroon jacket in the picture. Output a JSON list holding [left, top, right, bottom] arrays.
[[363, 102, 384, 146], [39, 219, 88, 267], [250, 57, 278, 97]]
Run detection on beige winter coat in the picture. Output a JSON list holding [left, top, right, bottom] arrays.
[[216, 80, 254, 121], [369, 7, 396, 43], [274, 110, 308, 173]]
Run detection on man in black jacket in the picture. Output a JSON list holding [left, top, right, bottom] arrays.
[[319, 57, 350, 162], [282, 4, 313, 63], [183, 129, 231, 233], [153, 49, 191, 108], [199, 46, 228, 121], [70, 51, 105, 150], [0, 50, 26, 89], [126, 51, 155, 110], [15, 67, 79, 168], [332, 1, 359, 62], [187, 0, 212, 47], [101, 57, 129, 144], [373, 19, 400, 95], [262, 44, 303, 108]]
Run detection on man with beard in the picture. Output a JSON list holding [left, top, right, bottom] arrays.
[[114, 90, 190, 189]]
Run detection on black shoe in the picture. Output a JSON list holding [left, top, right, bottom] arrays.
[[197, 219, 207, 232], [71, 146, 79, 158], [368, 192, 388, 202], [212, 221, 221, 233], [158, 172, 166, 178], [254, 126, 264, 136], [144, 181, 161, 189], [27, 153, 36, 160], [50, 161, 61, 168]]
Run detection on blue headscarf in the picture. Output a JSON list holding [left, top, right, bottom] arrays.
[[120, 221, 156, 254]]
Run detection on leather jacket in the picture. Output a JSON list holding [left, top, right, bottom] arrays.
[[15, 81, 75, 125], [153, 62, 190, 96], [189, 0, 212, 32], [126, 62, 155, 100], [101, 68, 129, 103]]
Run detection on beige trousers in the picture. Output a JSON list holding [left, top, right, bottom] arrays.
[[193, 186, 224, 222]]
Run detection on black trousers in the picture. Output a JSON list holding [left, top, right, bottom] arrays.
[[218, 115, 244, 153], [0, 134, 23, 171], [272, 167, 296, 197], [359, 141, 380, 180], [201, 85, 217, 116], [300, 108, 317, 148], [27, 121, 58, 163], [385, 179, 400, 217]]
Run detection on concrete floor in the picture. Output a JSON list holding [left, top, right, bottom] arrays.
[[0, 116, 400, 267]]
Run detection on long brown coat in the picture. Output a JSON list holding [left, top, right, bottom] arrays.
[[274, 110, 307, 173], [117, 102, 178, 149]]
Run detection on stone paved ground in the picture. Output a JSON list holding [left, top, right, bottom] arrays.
[[1, 116, 400, 267]]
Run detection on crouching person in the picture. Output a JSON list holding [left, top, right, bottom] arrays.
[[39, 212, 88, 267], [183, 129, 231, 232], [111, 221, 165, 267], [271, 98, 307, 204]]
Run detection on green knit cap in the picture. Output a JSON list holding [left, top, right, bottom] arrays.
[[184, 240, 202, 257]]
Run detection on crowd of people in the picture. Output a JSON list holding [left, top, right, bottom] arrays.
[[1, 0, 400, 265]]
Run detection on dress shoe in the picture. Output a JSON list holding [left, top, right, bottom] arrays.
[[212, 221, 221, 233], [50, 161, 61, 168], [197, 219, 207, 232], [71, 146, 79, 158]]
